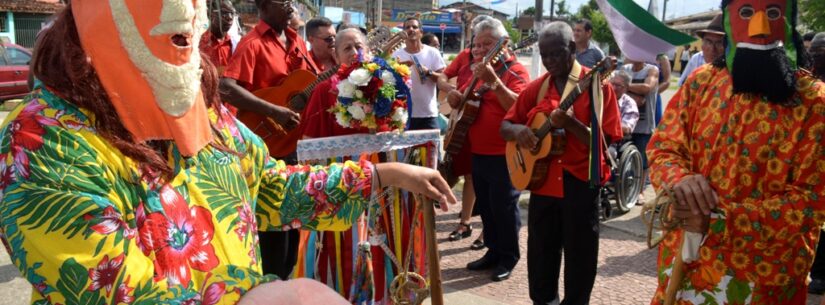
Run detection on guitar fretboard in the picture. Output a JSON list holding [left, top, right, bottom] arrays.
[[289, 65, 341, 109]]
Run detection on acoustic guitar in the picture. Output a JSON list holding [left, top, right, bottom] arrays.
[[235, 27, 405, 157], [437, 37, 508, 186], [505, 58, 612, 190]]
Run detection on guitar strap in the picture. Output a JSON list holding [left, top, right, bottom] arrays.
[[535, 60, 582, 109]]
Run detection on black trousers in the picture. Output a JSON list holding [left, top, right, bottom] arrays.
[[259, 151, 300, 279], [811, 229, 825, 280], [409, 116, 439, 130], [472, 154, 521, 269], [528, 171, 600, 305]]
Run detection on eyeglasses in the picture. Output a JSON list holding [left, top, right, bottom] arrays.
[[316, 35, 335, 44], [268, 0, 293, 9], [702, 37, 725, 49]]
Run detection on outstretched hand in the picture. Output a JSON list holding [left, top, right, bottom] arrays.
[[375, 163, 458, 211]]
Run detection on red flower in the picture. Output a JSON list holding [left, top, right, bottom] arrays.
[[234, 202, 254, 241], [6, 103, 58, 179], [88, 254, 125, 295], [362, 78, 384, 100], [114, 275, 134, 304], [337, 63, 359, 79], [201, 282, 227, 305], [305, 170, 329, 211], [85, 206, 135, 239], [139, 186, 219, 288]]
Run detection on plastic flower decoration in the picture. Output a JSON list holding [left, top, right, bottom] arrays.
[[330, 53, 411, 132]]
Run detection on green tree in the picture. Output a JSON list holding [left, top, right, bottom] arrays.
[[575, 0, 617, 52], [522, 6, 537, 16], [556, 0, 571, 18], [503, 19, 522, 43], [800, 0, 825, 32]]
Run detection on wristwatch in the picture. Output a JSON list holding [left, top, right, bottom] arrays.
[[486, 79, 500, 91]]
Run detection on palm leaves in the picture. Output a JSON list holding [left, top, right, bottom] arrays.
[[192, 150, 250, 231]]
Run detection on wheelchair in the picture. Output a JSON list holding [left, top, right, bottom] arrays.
[[599, 139, 645, 220]]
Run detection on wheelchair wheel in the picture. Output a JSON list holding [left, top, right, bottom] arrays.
[[615, 142, 643, 212]]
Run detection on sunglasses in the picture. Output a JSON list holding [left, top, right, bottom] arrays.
[[316, 35, 335, 44]]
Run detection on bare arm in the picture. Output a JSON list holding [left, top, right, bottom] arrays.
[[490, 80, 519, 110], [434, 69, 456, 92], [657, 56, 671, 94], [627, 66, 659, 96], [219, 77, 300, 130]]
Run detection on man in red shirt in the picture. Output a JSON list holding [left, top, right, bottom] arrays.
[[445, 18, 530, 282], [219, 0, 320, 280], [305, 17, 337, 73], [501, 22, 621, 305], [200, 0, 235, 71]]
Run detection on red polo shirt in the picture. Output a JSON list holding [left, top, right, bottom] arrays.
[[458, 57, 530, 155], [503, 71, 622, 197], [200, 31, 233, 70], [444, 48, 473, 86], [223, 21, 318, 92]]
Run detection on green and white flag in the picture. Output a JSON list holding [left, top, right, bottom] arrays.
[[596, 0, 695, 63]]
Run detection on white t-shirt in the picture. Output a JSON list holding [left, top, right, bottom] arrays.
[[392, 45, 446, 118]]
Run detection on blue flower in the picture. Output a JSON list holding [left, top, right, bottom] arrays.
[[374, 97, 392, 117], [339, 97, 354, 106]]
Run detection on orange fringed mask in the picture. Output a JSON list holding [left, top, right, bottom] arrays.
[[72, 0, 212, 156]]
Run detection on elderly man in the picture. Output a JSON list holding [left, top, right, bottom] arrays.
[[501, 21, 621, 304], [446, 18, 531, 282], [648, 0, 825, 303], [677, 14, 725, 86], [1, 1, 457, 304]]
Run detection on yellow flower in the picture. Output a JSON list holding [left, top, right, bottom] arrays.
[[756, 145, 773, 162], [773, 273, 790, 286], [784, 210, 804, 227], [778, 141, 794, 154], [755, 102, 770, 119], [794, 257, 809, 275], [767, 159, 783, 175], [700, 246, 712, 261], [768, 180, 783, 193], [710, 167, 723, 181], [756, 121, 771, 134], [392, 63, 410, 77], [809, 122, 825, 141], [733, 237, 747, 250], [807, 173, 821, 186], [793, 104, 807, 121], [365, 63, 379, 72], [731, 252, 749, 270], [755, 261, 773, 277], [733, 214, 752, 233], [712, 260, 727, 273], [739, 174, 752, 187], [742, 110, 755, 124]]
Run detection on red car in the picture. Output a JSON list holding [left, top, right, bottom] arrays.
[[0, 43, 32, 100]]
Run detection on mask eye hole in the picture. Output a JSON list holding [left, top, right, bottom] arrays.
[[766, 6, 782, 20], [739, 5, 755, 19]]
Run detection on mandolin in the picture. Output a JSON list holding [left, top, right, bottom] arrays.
[[235, 27, 405, 157], [438, 36, 508, 186], [505, 58, 613, 190]]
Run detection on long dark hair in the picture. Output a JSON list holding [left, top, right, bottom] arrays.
[[32, 5, 224, 178]]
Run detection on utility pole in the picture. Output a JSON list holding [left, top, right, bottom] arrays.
[[460, 0, 467, 50], [661, 0, 668, 21], [532, 0, 543, 79]]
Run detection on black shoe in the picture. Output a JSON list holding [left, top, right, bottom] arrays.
[[810, 278, 825, 294], [490, 266, 511, 282], [466, 256, 497, 271], [470, 238, 485, 250], [449, 223, 473, 241]]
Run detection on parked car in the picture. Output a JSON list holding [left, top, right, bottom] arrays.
[[0, 43, 31, 101]]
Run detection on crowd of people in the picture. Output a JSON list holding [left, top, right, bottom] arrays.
[[0, 0, 824, 304]]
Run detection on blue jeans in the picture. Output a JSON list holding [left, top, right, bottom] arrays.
[[631, 133, 652, 170]]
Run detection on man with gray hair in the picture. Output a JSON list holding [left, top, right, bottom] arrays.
[[445, 15, 531, 282], [501, 21, 621, 305]]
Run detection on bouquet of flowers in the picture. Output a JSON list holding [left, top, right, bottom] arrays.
[[330, 56, 411, 132]]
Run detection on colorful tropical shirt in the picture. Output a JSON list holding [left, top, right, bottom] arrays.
[[0, 89, 374, 305], [648, 65, 825, 305]]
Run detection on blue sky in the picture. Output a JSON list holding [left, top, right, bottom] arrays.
[[440, 0, 721, 20]]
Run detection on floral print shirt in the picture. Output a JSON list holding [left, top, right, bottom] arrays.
[[648, 65, 825, 305], [0, 89, 373, 305]]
